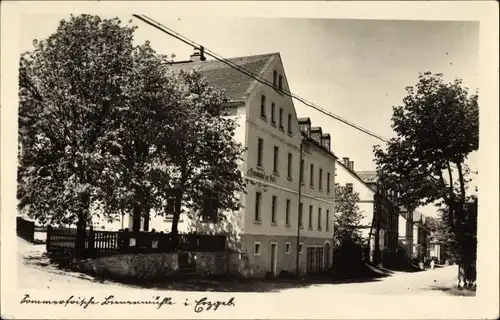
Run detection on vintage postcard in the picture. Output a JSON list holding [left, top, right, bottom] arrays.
[[1, 1, 498, 319]]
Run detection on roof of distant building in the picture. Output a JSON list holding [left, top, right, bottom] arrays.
[[167, 53, 278, 102], [336, 161, 376, 194], [356, 171, 378, 184]]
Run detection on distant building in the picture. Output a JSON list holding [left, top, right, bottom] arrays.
[[397, 206, 414, 259], [101, 51, 336, 277], [354, 170, 401, 266], [412, 211, 430, 262]]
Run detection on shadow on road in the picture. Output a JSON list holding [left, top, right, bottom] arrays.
[[428, 285, 476, 297], [84, 272, 389, 293]]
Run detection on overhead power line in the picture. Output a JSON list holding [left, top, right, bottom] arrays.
[[132, 14, 390, 143], [132, 14, 478, 176]]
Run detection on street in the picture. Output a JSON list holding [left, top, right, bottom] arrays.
[[17, 239, 468, 297]]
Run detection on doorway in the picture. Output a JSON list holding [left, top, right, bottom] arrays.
[[270, 242, 277, 275]]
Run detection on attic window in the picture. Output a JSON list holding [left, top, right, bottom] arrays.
[[346, 183, 353, 193], [273, 70, 278, 86], [278, 75, 283, 91]]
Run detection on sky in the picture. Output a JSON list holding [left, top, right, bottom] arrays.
[[19, 14, 480, 217]]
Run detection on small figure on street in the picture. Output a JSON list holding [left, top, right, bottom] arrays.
[[430, 258, 435, 271]]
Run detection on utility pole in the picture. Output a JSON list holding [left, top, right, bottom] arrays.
[[296, 139, 304, 276]]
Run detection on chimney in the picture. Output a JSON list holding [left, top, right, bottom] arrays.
[[348, 161, 354, 171], [190, 46, 206, 62], [342, 157, 349, 167]]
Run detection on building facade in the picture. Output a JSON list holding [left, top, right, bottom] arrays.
[[352, 169, 401, 265], [334, 160, 381, 263], [103, 51, 336, 277], [397, 207, 414, 259], [412, 211, 430, 262]]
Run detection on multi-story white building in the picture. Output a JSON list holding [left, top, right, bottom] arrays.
[[106, 50, 336, 277]]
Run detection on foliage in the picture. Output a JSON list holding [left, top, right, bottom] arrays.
[[373, 72, 479, 286], [374, 72, 477, 211], [18, 15, 137, 228], [18, 14, 247, 242], [333, 185, 365, 251], [150, 69, 247, 235]]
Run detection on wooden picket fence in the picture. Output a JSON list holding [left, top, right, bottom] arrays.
[[46, 226, 227, 259]]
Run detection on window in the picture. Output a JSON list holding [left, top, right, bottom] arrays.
[[254, 242, 261, 256], [327, 172, 331, 193], [271, 196, 277, 224], [255, 192, 262, 221], [278, 75, 283, 91], [257, 138, 263, 167], [346, 183, 353, 193], [319, 168, 323, 190], [202, 190, 219, 222], [318, 208, 322, 230], [310, 164, 314, 187], [299, 202, 303, 227], [287, 153, 292, 179], [279, 108, 284, 129], [308, 205, 313, 228], [300, 159, 304, 184], [260, 95, 266, 119], [285, 199, 291, 225], [285, 242, 291, 254], [287, 113, 292, 134], [299, 243, 303, 254], [273, 146, 279, 174], [326, 210, 330, 231], [273, 70, 277, 86], [271, 102, 276, 125]]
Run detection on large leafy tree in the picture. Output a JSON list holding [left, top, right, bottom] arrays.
[[18, 15, 137, 254], [333, 185, 366, 259], [150, 69, 247, 242], [105, 42, 174, 232], [374, 72, 478, 288]]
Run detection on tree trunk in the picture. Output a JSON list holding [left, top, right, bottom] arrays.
[[143, 206, 151, 232], [132, 204, 142, 232], [457, 257, 476, 289], [75, 192, 90, 259], [170, 188, 183, 250]]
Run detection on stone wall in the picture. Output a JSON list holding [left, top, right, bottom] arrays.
[[195, 252, 229, 276], [78, 251, 237, 280], [79, 253, 179, 280]]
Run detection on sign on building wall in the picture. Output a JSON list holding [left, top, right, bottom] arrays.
[[247, 168, 277, 182]]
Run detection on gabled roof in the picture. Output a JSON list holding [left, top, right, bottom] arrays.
[[336, 160, 376, 194], [167, 53, 277, 102]]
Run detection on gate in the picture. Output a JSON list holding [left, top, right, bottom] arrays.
[[306, 247, 324, 274]]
